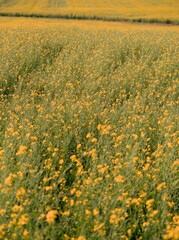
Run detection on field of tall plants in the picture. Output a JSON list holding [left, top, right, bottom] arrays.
[[0, 17, 179, 239], [0, 0, 179, 23]]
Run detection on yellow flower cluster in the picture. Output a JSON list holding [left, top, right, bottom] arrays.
[[0, 17, 178, 240], [46, 210, 58, 223]]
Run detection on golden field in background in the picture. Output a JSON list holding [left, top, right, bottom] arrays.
[[0, 0, 179, 22]]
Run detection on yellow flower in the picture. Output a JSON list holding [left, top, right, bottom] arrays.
[[114, 175, 124, 183], [44, 186, 53, 191], [133, 134, 138, 140], [70, 199, 74, 206], [18, 214, 29, 225], [77, 236, 86, 240], [5, 175, 12, 186], [62, 211, 70, 216], [164, 226, 179, 240], [143, 163, 150, 171], [173, 216, 179, 225], [26, 133, 30, 138], [0, 209, 6, 215], [117, 196, 123, 201], [157, 183, 166, 191], [12, 205, 23, 212], [23, 229, 28, 237], [0, 150, 5, 156], [86, 133, 91, 138], [59, 159, 64, 164], [77, 144, 81, 150], [64, 234, 70, 239], [71, 188, 76, 194], [146, 199, 154, 206], [85, 209, 91, 215], [131, 198, 142, 206], [16, 187, 26, 200], [97, 124, 102, 130], [167, 142, 173, 148], [47, 147, 52, 152], [46, 210, 58, 223], [12, 233, 17, 239], [132, 157, 138, 163], [141, 132, 145, 137], [150, 210, 158, 217], [89, 149, 96, 160], [167, 201, 174, 208], [91, 138, 97, 143], [70, 155, 77, 161], [143, 222, 149, 227], [102, 125, 111, 135], [109, 214, 117, 223], [93, 209, 99, 216], [146, 199, 154, 210], [76, 190, 82, 197], [16, 145, 27, 156]]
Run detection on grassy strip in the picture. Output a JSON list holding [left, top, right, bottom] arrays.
[[0, 12, 178, 25]]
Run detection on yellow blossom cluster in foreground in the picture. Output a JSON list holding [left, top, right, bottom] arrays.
[[0, 17, 178, 239]]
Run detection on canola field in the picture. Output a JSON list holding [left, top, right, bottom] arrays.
[[0, 0, 179, 23], [0, 17, 179, 239]]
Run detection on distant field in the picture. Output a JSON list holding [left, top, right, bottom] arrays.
[[0, 0, 179, 23], [0, 17, 179, 240]]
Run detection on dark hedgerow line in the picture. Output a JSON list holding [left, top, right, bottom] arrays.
[[0, 12, 178, 25]]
